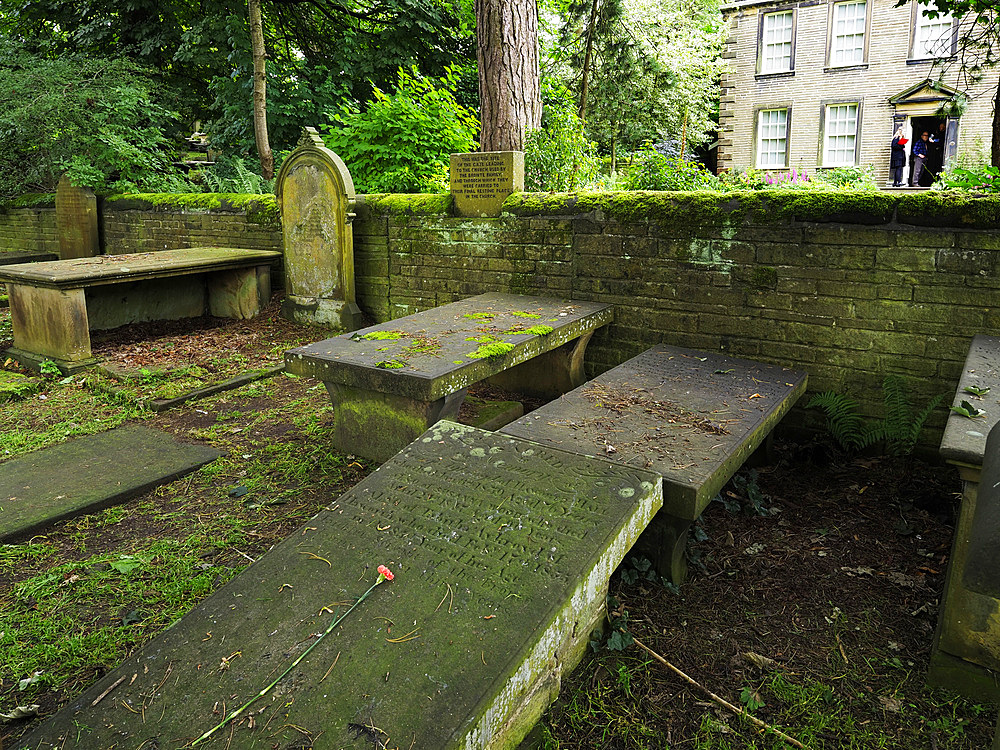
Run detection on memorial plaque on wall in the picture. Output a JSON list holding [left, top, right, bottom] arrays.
[[450, 151, 525, 217]]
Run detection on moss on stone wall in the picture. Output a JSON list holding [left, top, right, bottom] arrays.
[[2, 193, 56, 211], [103, 193, 280, 227], [361, 193, 453, 216], [503, 190, 1000, 230]]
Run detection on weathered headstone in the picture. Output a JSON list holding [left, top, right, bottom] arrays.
[[0, 425, 220, 542], [55, 175, 100, 259], [19, 421, 661, 749], [450, 151, 524, 217], [276, 127, 363, 329]]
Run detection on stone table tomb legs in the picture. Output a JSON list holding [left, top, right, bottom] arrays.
[[7, 284, 96, 372], [325, 383, 468, 463], [486, 332, 594, 399]]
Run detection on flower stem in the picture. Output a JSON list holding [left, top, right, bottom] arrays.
[[191, 577, 385, 747]]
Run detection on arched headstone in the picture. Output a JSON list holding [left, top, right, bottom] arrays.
[[275, 128, 363, 329]]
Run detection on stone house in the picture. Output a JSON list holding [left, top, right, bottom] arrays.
[[718, 0, 995, 185]]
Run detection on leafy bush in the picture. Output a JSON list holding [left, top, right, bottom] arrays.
[[320, 66, 477, 194], [0, 47, 185, 198], [524, 85, 600, 191], [813, 164, 877, 191], [621, 143, 719, 191], [937, 166, 1000, 194]]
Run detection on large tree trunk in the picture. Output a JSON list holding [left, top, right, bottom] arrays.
[[248, 0, 274, 179], [475, 0, 542, 152]]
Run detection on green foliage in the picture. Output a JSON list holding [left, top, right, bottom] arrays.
[[524, 84, 600, 191], [320, 67, 477, 194], [199, 156, 275, 195], [37, 360, 62, 378], [937, 166, 1000, 193], [807, 375, 945, 456], [715, 166, 877, 192], [813, 165, 878, 191], [622, 144, 720, 191], [0, 48, 185, 198]]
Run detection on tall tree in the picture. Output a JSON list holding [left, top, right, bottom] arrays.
[[475, 0, 542, 151], [549, 0, 722, 163], [0, 0, 475, 153], [910, 0, 1000, 166], [248, 0, 273, 178]]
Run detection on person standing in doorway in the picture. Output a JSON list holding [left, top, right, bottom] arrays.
[[890, 127, 908, 187], [912, 131, 930, 187]]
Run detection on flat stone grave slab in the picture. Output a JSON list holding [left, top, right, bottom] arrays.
[[285, 293, 613, 461], [1, 247, 279, 373], [0, 425, 221, 542], [19, 421, 661, 750], [940, 333, 1000, 469], [501, 345, 807, 580], [0, 247, 280, 288]]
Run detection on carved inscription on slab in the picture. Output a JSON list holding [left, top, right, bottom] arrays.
[[18, 422, 661, 750], [450, 151, 525, 217]]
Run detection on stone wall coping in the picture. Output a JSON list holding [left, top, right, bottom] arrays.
[[0, 247, 281, 289]]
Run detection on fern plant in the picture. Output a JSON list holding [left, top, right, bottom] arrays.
[[806, 375, 944, 456]]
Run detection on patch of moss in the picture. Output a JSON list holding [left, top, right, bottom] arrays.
[[364, 193, 453, 216], [463, 312, 496, 321], [353, 330, 405, 341], [525, 325, 554, 336], [751, 266, 778, 289], [0, 371, 40, 403], [221, 194, 279, 226], [896, 191, 1000, 229], [400, 336, 441, 357], [511, 311, 542, 319], [375, 359, 405, 369], [468, 341, 514, 359]]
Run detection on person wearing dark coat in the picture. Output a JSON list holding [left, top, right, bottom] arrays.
[[890, 127, 907, 187]]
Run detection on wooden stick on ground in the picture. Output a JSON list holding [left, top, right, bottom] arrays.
[[630, 634, 806, 750]]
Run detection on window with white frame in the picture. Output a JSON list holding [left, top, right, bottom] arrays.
[[913, 3, 953, 58], [823, 103, 859, 166], [757, 109, 789, 168], [760, 11, 794, 73], [830, 1, 867, 66]]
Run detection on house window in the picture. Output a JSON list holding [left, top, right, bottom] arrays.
[[912, 3, 953, 58], [757, 109, 790, 168], [760, 11, 794, 73], [823, 103, 859, 166], [830, 1, 867, 66]]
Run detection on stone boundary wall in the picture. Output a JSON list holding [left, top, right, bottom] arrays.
[[101, 195, 282, 254], [0, 199, 59, 257], [5, 188, 1000, 435], [354, 191, 1000, 434]]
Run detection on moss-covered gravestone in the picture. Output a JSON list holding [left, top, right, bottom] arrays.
[[55, 175, 99, 259], [276, 128, 363, 330]]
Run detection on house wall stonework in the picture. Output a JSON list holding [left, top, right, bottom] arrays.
[[719, 0, 995, 181]]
